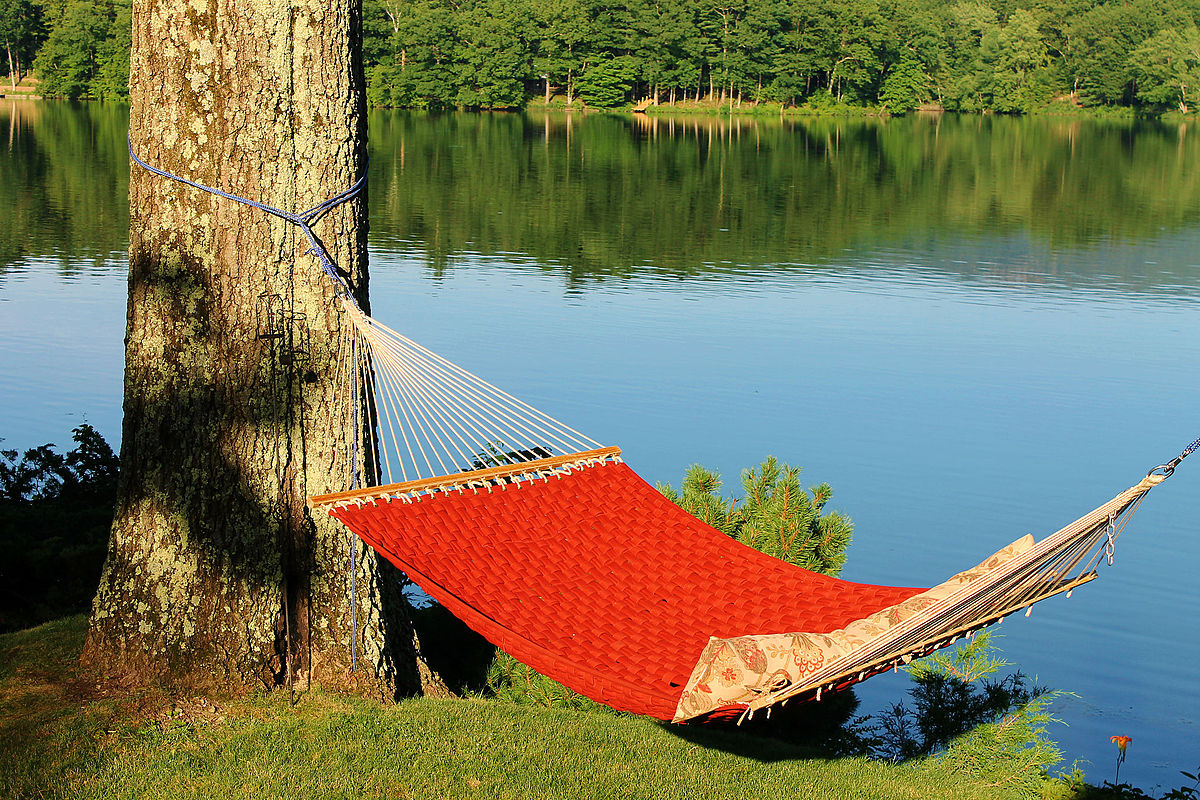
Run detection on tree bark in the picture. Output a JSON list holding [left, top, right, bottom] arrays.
[[5, 38, 15, 91], [82, 0, 443, 700]]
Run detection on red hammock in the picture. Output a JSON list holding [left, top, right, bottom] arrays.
[[325, 458, 924, 719]]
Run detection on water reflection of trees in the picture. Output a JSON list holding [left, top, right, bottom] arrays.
[[369, 110, 1200, 295], [5, 104, 1200, 297], [0, 101, 129, 278]]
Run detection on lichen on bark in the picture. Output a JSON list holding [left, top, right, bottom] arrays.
[[82, 0, 444, 701]]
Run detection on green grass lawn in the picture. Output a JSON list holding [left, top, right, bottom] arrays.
[[1, 616, 1058, 800]]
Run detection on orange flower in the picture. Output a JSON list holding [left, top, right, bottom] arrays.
[[1111, 735, 1132, 783]]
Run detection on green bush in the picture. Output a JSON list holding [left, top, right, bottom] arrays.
[[482, 650, 614, 713], [879, 57, 929, 112], [659, 456, 853, 576], [578, 60, 634, 109], [864, 632, 1065, 793], [0, 424, 117, 632]]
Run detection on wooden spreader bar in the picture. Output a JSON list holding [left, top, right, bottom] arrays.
[[308, 446, 623, 510]]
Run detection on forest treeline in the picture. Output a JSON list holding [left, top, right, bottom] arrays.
[[6, 0, 1200, 113]]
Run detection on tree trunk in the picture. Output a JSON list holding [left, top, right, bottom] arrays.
[[82, 0, 444, 701], [5, 39, 15, 91]]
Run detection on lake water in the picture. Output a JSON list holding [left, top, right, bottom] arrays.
[[3, 101, 1198, 791]]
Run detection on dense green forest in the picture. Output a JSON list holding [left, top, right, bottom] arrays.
[[5, 0, 1200, 112]]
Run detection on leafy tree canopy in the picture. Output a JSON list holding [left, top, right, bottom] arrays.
[[22, 0, 1200, 114]]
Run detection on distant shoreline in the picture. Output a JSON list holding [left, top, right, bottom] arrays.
[[2, 77, 42, 101], [523, 95, 1149, 120], [5, 92, 1173, 122]]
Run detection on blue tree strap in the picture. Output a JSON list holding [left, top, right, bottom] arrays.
[[1178, 437, 1200, 465], [1150, 436, 1200, 478], [127, 137, 366, 304], [128, 136, 371, 672]]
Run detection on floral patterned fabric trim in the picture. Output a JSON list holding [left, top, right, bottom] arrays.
[[672, 534, 1036, 722]]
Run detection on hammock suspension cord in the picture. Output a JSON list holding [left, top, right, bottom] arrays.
[[1152, 436, 1200, 478], [335, 303, 604, 485]]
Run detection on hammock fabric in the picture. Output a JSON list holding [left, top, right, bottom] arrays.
[[310, 443, 1167, 722], [316, 454, 921, 719]]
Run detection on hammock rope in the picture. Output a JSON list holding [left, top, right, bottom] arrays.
[[337, 303, 603, 484], [348, 334, 360, 672], [129, 142, 1193, 723]]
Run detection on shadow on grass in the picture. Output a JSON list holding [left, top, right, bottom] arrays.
[[662, 687, 862, 763], [407, 601, 496, 695]]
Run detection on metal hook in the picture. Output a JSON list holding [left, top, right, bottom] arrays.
[[1105, 513, 1117, 566], [1147, 461, 1177, 479]]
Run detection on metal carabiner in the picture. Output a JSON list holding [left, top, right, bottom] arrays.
[[1147, 462, 1177, 479]]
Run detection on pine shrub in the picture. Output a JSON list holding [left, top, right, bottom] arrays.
[[658, 456, 852, 576]]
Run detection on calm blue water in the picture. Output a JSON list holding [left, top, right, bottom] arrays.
[[370, 235, 1200, 789], [2, 104, 1198, 791]]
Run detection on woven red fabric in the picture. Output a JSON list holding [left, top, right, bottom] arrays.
[[330, 461, 925, 720]]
